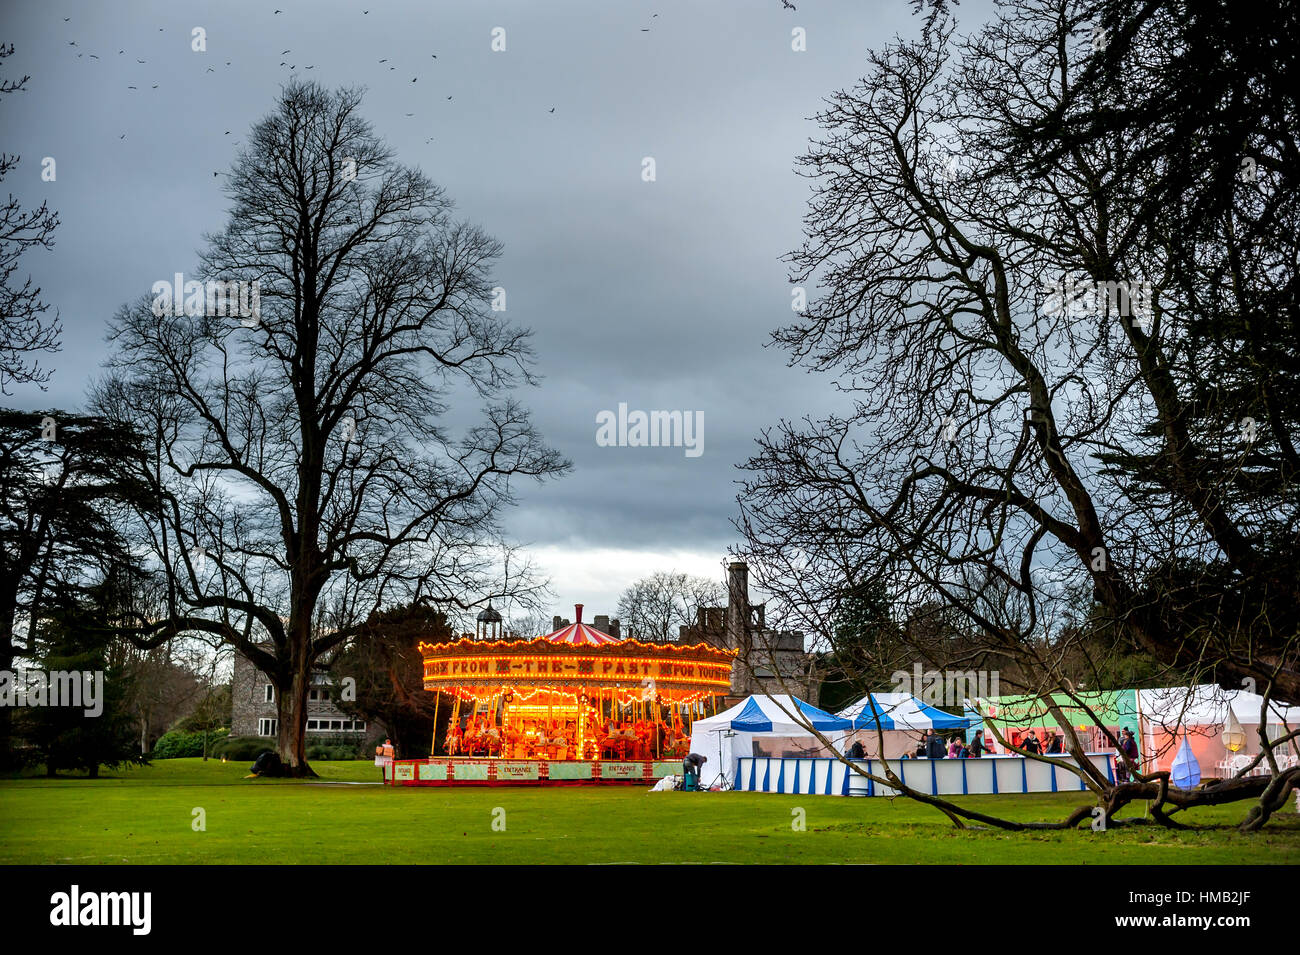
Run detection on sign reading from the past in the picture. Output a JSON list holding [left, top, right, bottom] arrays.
[[424, 653, 731, 689]]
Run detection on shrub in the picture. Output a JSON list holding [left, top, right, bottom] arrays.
[[151, 728, 229, 759], [210, 735, 277, 762]]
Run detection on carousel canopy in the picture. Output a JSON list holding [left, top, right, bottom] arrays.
[[544, 621, 620, 646], [419, 602, 734, 700]]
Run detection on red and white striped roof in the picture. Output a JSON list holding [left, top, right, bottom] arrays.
[[544, 622, 621, 646], [542, 603, 621, 646]]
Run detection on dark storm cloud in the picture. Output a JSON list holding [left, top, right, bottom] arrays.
[[0, 0, 990, 607]]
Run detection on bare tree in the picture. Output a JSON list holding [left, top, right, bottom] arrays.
[[97, 82, 569, 775], [0, 44, 61, 394], [736, 0, 1299, 828], [616, 571, 723, 641]]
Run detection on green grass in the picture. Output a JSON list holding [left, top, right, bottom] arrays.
[[1, 758, 1296, 864]]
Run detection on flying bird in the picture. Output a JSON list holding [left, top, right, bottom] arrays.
[[224, 130, 230, 135], [64, 17, 70, 21], [782, 0, 796, 8], [379, 59, 387, 63], [446, 95, 452, 100], [548, 107, 555, 113], [89, 53, 99, 59], [127, 85, 137, 89], [412, 77, 417, 82], [405, 112, 414, 116], [281, 49, 291, 54]]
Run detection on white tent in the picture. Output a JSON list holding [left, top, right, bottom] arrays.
[[1138, 686, 1300, 727], [1137, 686, 1300, 778], [687, 695, 851, 788]]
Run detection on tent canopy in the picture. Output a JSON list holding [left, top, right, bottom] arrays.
[[1138, 686, 1300, 729], [969, 690, 1139, 730], [712, 694, 851, 734], [837, 692, 970, 731]]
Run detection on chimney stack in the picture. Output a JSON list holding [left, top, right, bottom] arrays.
[[726, 561, 749, 651], [574, 603, 583, 625]]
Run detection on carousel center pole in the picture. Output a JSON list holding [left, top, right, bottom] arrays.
[[431, 690, 441, 756]]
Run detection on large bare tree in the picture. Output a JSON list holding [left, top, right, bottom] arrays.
[[736, 0, 1299, 829], [616, 570, 724, 642], [0, 44, 61, 394], [98, 82, 568, 775]]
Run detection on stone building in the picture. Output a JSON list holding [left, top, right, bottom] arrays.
[[230, 648, 381, 744], [678, 561, 820, 705]]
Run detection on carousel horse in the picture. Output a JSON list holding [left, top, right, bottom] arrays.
[[445, 725, 462, 756]]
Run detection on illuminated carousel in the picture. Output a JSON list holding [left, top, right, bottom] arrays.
[[387, 604, 736, 786]]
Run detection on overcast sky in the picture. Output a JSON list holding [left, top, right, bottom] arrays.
[[1, 0, 994, 624]]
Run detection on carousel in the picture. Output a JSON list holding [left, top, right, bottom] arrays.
[[387, 604, 736, 786]]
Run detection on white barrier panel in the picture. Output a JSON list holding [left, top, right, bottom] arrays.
[[734, 754, 1115, 796]]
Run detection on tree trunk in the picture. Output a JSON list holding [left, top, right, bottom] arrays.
[[275, 644, 316, 777]]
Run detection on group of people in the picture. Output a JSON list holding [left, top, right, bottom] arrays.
[[851, 725, 1143, 774], [907, 729, 988, 759], [441, 715, 693, 761]]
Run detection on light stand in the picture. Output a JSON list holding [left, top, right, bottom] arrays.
[[701, 729, 736, 791]]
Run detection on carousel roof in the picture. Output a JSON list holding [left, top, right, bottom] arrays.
[[544, 621, 620, 646], [542, 603, 620, 646]]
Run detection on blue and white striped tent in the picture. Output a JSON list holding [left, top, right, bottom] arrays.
[[837, 692, 972, 731], [688, 695, 852, 787], [725, 695, 854, 733]]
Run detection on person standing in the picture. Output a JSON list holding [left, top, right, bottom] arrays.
[[925, 729, 947, 759], [375, 737, 395, 782], [968, 733, 985, 758], [1021, 730, 1041, 755], [1118, 727, 1140, 782]]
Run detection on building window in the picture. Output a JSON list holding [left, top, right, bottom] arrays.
[[308, 687, 331, 702], [264, 684, 274, 703], [258, 718, 278, 737]]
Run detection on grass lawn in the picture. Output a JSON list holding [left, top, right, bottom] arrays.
[[2, 758, 1297, 864]]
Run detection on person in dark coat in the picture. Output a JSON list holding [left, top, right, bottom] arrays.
[[925, 730, 947, 759]]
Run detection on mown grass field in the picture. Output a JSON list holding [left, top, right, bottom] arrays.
[[2, 758, 1296, 864]]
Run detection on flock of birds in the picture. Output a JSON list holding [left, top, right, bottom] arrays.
[[58, 3, 799, 152]]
